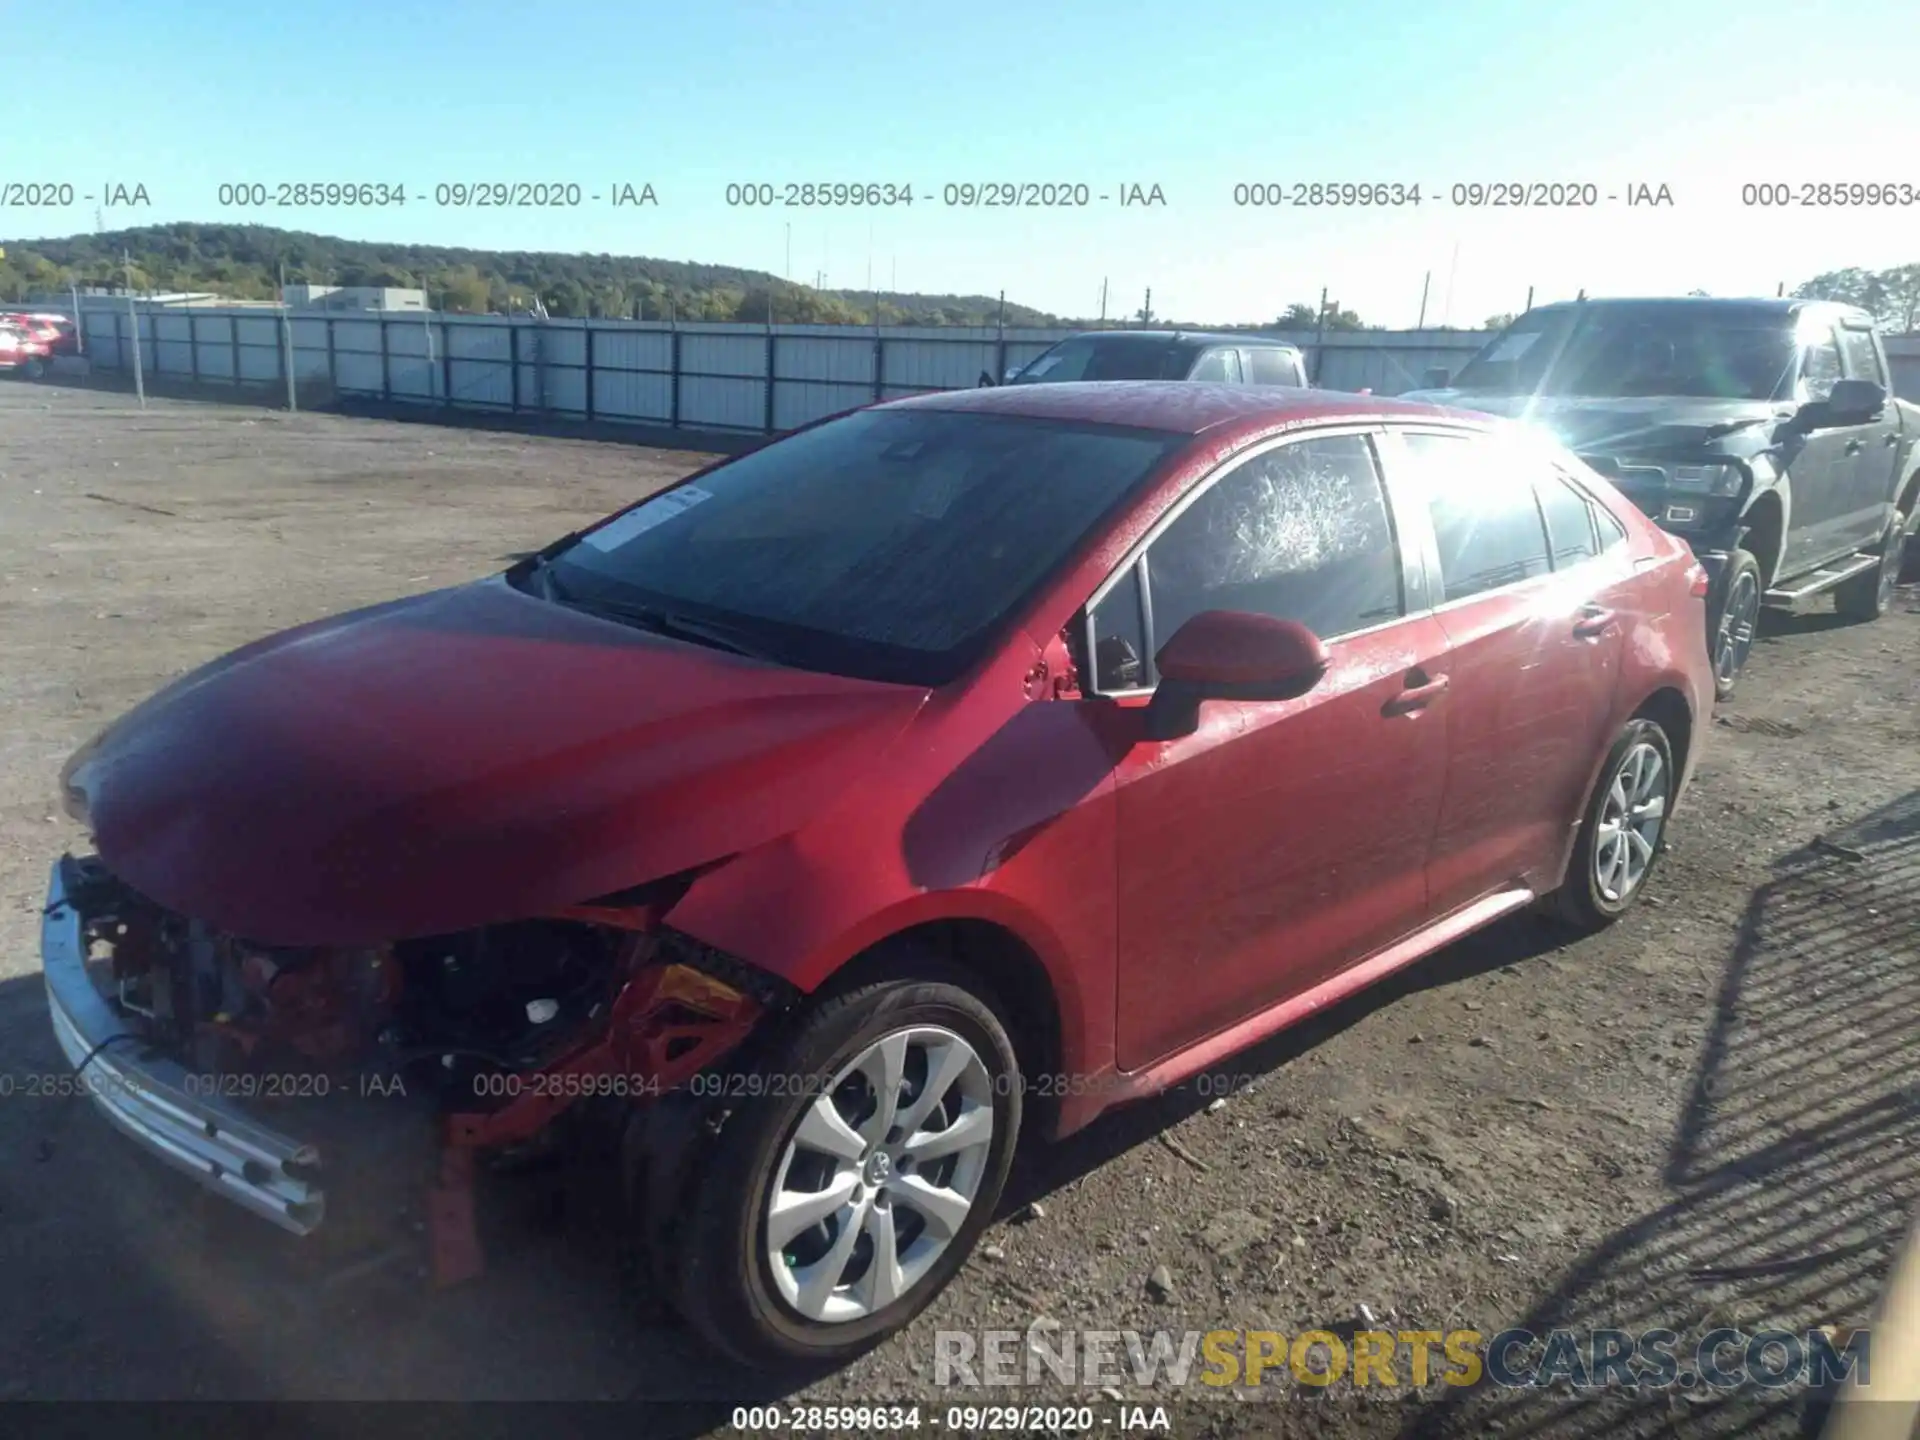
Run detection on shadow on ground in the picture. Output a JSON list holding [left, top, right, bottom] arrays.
[[1398, 788, 1920, 1439]]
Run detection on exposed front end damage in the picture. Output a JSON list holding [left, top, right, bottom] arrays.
[[41, 852, 790, 1279]]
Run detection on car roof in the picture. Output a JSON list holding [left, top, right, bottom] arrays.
[[883, 380, 1483, 437], [1522, 296, 1873, 324], [1051, 329, 1302, 351]]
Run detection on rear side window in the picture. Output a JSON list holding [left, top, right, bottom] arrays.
[[1401, 432, 1552, 602], [1837, 326, 1886, 387], [1135, 434, 1402, 651], [1245, 348, 1305, 385], [1536, 475, 1601, 568]]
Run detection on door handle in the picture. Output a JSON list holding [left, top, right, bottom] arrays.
[[1844, 438, 1865, 455], [1887, 433, 1901, 448], [1383, 672, 1449, 715], [1572, 605, 1616, 638]]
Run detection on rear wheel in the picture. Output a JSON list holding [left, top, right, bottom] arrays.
[[1708, 548, 1762, 702], [21, 355, 47, 380], [1549, 717, 1676, 931], [1834, 509, 1907, 622], [668, 957, 1021, 1370]]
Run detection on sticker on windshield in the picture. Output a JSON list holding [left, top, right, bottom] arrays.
[[580, 484, 714, 550]]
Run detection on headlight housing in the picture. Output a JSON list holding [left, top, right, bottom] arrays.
[[1602, 459, 1746, 498], [57, 724, 111, 827], [1666, 462, 1746, 497]]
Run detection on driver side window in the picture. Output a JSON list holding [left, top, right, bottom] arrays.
[[1799, 329, 1842, 403], [1086, 433, 1403, 692], [1187, 347, 1242, 383]]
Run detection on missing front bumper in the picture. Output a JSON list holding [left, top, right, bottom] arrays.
[[39, 855, 327, 1235]]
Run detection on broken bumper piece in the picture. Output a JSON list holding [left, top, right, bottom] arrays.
[[39, 855, 326, 1235]]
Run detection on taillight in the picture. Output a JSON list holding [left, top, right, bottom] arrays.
[[1686, 561, 1711, 598]]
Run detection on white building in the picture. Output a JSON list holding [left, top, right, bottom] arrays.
[[281, 284, 427, 312]]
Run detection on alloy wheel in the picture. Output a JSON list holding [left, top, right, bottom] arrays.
[[763, 1025, 995, 1324], [1593, 741, 1668, 903], [1714, 570, 1760, 687]]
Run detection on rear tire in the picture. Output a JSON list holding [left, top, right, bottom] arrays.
[[1549, 717, 1677, 932], [1835, 509, 1907, 622], [668, 955, 1022, 1370], [1708, 549, 1762, 702]]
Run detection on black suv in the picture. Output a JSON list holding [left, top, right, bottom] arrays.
[[1408, 297, 1920, 698], [995, 330, 1309, 388]]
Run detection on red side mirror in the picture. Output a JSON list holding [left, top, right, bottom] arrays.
[[1145, 611, 1329, 740]]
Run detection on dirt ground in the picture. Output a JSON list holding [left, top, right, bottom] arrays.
[[1, 384, 1916, 1438]]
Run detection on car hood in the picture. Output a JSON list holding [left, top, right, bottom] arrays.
[[64, 578, 929, 946], [1402, 390, 1788, 460]]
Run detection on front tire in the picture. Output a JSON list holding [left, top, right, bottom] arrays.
[[1708, 548, 1762, 702], [669, 957, 1021, 1370], [1834, 509, 1907, 622], [1549, 717, 1677, 931]]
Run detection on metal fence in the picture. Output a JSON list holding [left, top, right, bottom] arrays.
[[64, 304, 1920, 433], [68, 304, 1492, 430]]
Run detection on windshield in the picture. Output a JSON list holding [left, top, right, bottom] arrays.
[[1010, 336, 1189, 383], [1453, 308, 1799, 401], [535, 407, 1183, 685]]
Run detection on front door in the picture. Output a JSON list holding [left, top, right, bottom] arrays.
[[1779, 319, 1875, 576], [1095, 430, 1449, 1072]]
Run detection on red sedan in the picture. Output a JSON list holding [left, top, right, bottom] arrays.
[[45, 382, 1713, 1367]]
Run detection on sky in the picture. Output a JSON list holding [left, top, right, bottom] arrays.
[[4, 0, 1918, 325]]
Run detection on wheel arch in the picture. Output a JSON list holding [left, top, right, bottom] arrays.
[[1629, 685, 1695, 798], [820, 917, 1066, 1136], [1740, 487, 1787, 588], [1896, 461, 1920, 521]]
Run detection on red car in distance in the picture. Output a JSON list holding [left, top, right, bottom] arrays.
[[0, 321, 54, 377], [2, 312, 77, 358], [45, 382, 1713, 1368]]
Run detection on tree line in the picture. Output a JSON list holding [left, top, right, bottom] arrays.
[[4, 224, 1914, 335], [0, 223, 1062, 327]]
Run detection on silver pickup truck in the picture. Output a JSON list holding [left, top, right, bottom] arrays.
[[1407, 297, 1920, 698]]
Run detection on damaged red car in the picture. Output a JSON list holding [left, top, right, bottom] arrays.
[[44, 382, 1714, 1367]]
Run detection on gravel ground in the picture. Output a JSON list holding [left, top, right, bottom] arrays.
[[1, 384, 1916, 1437]]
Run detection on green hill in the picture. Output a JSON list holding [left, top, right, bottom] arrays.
[[0, 222, 1062, 326]]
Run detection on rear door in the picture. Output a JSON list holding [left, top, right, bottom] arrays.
[[1836, 319, 1905, 540], [1380, 428, 1629, 915]]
